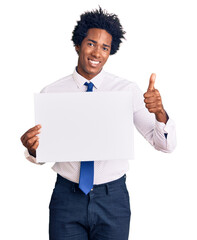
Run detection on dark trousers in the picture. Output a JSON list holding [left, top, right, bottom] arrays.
[[49, 174, 131, 240]]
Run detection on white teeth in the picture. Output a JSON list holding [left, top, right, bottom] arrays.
[[89, 60, 99, 65]]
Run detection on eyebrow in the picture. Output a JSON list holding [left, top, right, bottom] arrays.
[[87, 39, 111, 48]]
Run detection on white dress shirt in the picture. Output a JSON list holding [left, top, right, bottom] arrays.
[[25, 68, 176, 184]]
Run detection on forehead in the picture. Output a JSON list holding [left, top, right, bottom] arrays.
[[85, 28, 112, 45]]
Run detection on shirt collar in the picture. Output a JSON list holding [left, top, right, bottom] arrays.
[[73, 67, 105, 90]]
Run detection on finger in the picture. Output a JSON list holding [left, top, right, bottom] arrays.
[[22, 130, 40, 146], [143, 91, 155, 98], [145, 103, 157, 109], [147, 107, 157, 113], [144, 96, 156, 104], [148, 73, 156, 91], [26, 124, 42, 134], [30, 140, 39, 151], [21, 124, 41, 142], [25, 136, 39, 149], [144, 95, 161, 104], [28, 140, 39, 157], [23, 126, 41, 139], [147, 104, 163, 113], [144, 88, 160, 99], [147, 100, 163, 108]]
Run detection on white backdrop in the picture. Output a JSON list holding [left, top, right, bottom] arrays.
[[1, 0, 196, 239]]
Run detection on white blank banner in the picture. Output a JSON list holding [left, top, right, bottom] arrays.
[[34, 92, 134, 163]]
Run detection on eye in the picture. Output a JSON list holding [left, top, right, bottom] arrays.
[[103, 47, 109, 51], [87, 42, 94, 47]]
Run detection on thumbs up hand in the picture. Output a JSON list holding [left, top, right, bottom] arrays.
[[144, 73, 168, 124]]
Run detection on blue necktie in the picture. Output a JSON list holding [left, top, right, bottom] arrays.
[[79, 82, 94, 195]]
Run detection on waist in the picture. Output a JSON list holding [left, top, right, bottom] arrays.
[[56, 173, 127, 193], [52, 160, 129, 184]]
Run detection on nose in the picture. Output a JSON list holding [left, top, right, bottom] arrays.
[[91, 46, 101, 59]]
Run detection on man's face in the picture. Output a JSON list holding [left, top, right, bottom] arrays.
[[75, 28, 112, 80]]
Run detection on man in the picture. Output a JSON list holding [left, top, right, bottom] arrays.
[[21, 7, 176, 240]]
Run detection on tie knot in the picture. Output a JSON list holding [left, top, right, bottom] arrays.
[[84, 82, 94, 92]]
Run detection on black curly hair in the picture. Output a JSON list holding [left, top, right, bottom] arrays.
[[71, 7, 126, 55]]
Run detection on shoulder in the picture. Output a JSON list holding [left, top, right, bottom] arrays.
[[103, 71, 141, 91], [40, 74, 74, 93]]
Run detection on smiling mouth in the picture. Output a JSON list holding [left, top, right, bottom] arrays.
[[88, 59, 100, 67]]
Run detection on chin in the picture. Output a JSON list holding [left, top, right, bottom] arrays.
[[86, 68, 101, 76]]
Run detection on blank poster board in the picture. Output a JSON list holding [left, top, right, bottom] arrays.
[[34, 92, 134, 163]]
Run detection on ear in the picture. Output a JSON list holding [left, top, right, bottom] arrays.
[[75, 45, 80, 55]]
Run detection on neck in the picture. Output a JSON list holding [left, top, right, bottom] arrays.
[[76, 66, 102, 80]]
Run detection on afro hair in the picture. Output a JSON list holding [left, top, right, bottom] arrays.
[[71, 7, 126, 55]]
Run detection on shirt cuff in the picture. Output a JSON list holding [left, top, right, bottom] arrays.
[[154, 118, 176, 152], [155, 118, 175, 135], [24, 149, 44, 165]]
